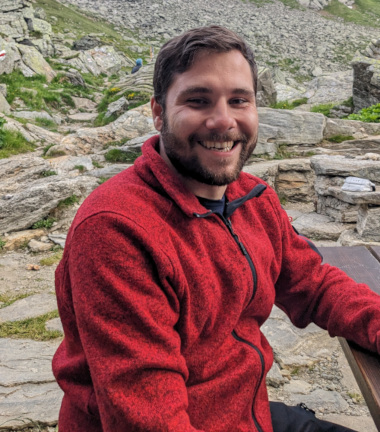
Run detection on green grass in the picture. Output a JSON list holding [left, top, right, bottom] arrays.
[[324, 0, 380, 28], [34, 0, 148, 59], [0, 238, 5, 250], [58, 194, 80, 207], [92, 160, 103, 168], [310, 103, 336, 117], [273, 144, 294, 160], [105, 148, 141, 163], [0, 293, 32, 309], [39, 250, 63, 266], [32, 217, 56, 229], [95, 90, 151, 127], [271, 97, 308, 110], [0, 310, 61, 340], [327, 135, 354, 143], [40, 169, 57, 177], [0, 127, 35, 159], [35, 117, 57, 130], [0, 70, 90, 113]]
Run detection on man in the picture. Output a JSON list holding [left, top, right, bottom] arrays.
[[53, 26, 380, 431]]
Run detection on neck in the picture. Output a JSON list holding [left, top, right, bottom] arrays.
[[159, 139, 227, 200]]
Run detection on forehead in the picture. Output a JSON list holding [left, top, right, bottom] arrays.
[[167, 50, 254, 97]]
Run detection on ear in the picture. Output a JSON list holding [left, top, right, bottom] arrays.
[[151, 96, 163, 132]]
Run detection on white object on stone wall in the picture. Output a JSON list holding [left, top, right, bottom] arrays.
[[341, 176, 376, 192]]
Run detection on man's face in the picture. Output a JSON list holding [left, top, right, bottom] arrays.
[[152, 50, 258, 189]]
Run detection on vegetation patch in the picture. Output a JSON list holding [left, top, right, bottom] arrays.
[[324, 0, 380, 28], [310, 103, 336, 117], [0, 310, 61, 340], [40, 170, 57, 177], [348, 103, 380, 123], [105, 148, 141, 163], [271, 97, 308, 110], [0, 238, 6, 250], [0, 118, 35, 159], [58, 194, 80, 207], [32, 217, 56, 229], [273, 144, 294, 160], [327, 135, 355, 143], [40, 250, 63, 266], [35, 0, 148, 59], [0, 293, 31, 309], [92, 160, 103, 168]]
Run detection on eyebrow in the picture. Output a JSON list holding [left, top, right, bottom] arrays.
[[178, 87, 255, 98]]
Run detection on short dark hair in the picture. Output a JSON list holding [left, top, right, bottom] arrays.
[[153, 25, 258, 108]]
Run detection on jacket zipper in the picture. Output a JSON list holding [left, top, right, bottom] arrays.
[[222, 216, 264, 432], [222, 216, 258, 304], [232, 330, 265, 432]]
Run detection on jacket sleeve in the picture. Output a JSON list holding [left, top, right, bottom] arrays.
[[66, 212, 203, 432], [272, 198, 380, 355]]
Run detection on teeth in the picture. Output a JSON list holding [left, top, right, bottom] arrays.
[[201, 141, 234, 151]]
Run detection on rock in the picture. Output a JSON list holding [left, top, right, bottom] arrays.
[[258, 108, 325, 146], [34, 6, 47, 20], [256, 67, 277, 107], [1, 229, 45, 251], [0, 36, 21, 75], [357, 205, 380, 241], [45, 317, 63, 333], [0, 91, 10, 114], [244, 160, 280, 189], [292, 212, 354, 241], [0, 293, 57, 323], [275, 83, 305, 103], [24, 121, 63, 144], [63, 69, 87, 87], [85, 164, 131, 179], [67, 112, 98, 122], [283, 379, 312, 395], [60, 108, 153, 154], [266, 362, 287, 388], [72, 96, 97, 111], [324, 118, 380, 139], [26, 16, 52, 36], [0, 338, 62, 429], [105, 96, 129, 118], [288, 389, 349, 413], [277, 159, 315, 203], [16, 44, 56, 82], [304, 70, 353, 105], [12, 110, 55, 122], [48, 233, 67, 248], [49, 155, 94, 174], [338, 228, 380, 247], [72, 34, 101, 51], [311, 155, 380, 183], [0, 175, 98, 234], [28, 238, 52, 252]]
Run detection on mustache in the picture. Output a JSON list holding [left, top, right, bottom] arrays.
[[188, 132, 248, 143]]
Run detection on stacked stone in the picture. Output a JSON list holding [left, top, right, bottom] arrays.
[[311, 155, 380, 242]]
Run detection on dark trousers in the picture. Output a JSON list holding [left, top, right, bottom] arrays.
[[270, 402, 358, 432]]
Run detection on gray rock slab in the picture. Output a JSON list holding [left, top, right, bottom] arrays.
[[292, 212, 354, 241], [258, 108, 325, 145], [338, 228, 380, 247], [0, 338, 62, 429], [0, 338, 60, 386], [263, 306, 338, 368], [0, 381, 62, 429], [85, 164, 131, 179], [288, 389, 349, 413], [12, 110, 54, 122], [45, 317, 63, 334], [327, 187, 380, 206], [48, 233, 67, 248], [0, 293, 57, 323], [311, 155, 380, 183], [68, 112, 97, 121]]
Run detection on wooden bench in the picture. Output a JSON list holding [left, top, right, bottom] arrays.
[[319, 246, 380, 430]]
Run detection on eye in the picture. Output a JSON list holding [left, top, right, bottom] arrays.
[[230, 98, 248, 105], [187, 98, 209, 106]]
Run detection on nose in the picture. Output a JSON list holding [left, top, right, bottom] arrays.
[[205, 100, 236, 132]]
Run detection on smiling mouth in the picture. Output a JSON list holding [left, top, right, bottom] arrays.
[[198, 140, 236, 152]]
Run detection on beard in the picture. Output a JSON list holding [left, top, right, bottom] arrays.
[[160, 115, 257, 186]]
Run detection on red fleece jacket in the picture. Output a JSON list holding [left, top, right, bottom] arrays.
[[53, 136, 380, 432]]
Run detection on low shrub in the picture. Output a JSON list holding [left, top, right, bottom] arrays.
[[348, 103, 380, 123]]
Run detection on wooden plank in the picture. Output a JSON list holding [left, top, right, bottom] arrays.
[[319, 246, 380, 430], [319, 246, 380, 295]]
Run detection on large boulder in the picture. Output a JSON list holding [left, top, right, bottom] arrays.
[[352, 39, 380, 112], [0, 0, 32, 12], [256, 67, 277, 107], [16, 43, 56, 82], [0, 11, 28, 39], [0, 37, 21, 75], [256, 108, 325, 155]]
